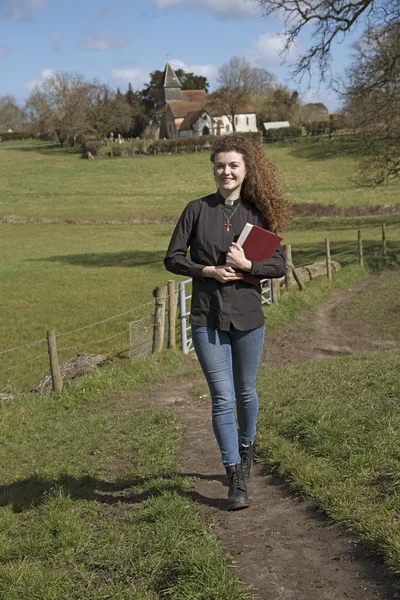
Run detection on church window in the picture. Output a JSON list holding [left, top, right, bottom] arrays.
[[226, 124, 230, 132], [246, 116, 249, 125]]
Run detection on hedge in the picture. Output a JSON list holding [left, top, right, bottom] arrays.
[[148, 131, 263, 155], [0, 131, 38, 141], [264, 126, 302, 142], [303, 120, 348, 136], [82, 131, 265, 159]]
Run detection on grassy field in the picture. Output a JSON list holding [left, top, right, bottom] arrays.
[[1, 214, 399, 393], [0, 137, 399, 391], [255, 270, 400, 573], [0, 351, 249, 600], [256, 349, 400, 573], [1, 137, 400, 221]]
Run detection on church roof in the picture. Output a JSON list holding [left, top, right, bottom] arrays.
[[181, 90, 207, 102], [166, 100, 206, 118], [160, 62, 182, 88]]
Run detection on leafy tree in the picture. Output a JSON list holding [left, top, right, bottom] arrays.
[[87, 85, 132, 140], [175, 69, 209, 92], [125, 82, 141, 108]]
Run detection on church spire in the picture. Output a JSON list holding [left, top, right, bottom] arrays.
[[158, 62, 182, 105]]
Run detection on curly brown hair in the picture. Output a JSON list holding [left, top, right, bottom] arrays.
[[210, 133, 292, 231]]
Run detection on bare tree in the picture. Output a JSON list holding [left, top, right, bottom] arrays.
[[342, 25, 400, 184], [0, 96, 28, 130], [208, 57, 275, 131], [251, 0, 400, 80], [25, 72, 93, 145]]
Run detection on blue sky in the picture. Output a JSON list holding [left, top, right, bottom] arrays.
[[0, 0, 363, 110]]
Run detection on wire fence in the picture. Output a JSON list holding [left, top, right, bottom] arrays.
[[1, 223, 398, 396], [0, 300, 159, 395]]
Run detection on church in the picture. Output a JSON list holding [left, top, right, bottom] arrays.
[[154, 63, 258, 139]]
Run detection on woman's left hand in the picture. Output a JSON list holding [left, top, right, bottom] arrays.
[[226, 242, 252, 272]]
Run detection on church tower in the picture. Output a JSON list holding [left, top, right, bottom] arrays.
[[158, 62, 182, 106]]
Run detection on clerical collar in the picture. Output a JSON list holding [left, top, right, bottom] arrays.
[[216, 190, 241, 207]]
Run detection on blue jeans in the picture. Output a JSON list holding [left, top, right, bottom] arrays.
[[191, 325, 265, 466]]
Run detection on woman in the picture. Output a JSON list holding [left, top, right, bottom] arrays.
[[165, 133, 291, 510]]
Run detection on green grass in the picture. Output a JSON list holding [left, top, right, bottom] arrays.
[[1, 215, 399, 393], [1, 138, 400, 221], [256, 349, 400, 573], [1, 140, 399, 393], [0, 351, 248, 600]]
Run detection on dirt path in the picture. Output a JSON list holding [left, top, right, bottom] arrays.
[[145, 271, 400, 599], [263, 270, 399, 368]]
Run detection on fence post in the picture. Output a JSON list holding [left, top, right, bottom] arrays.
[[47, 329, 62, 392], [271, 278, 279, 304], [325, 237, 332, 280], [284, 244, 293, 290], [179, 281, 189, 354], [358, 230, 364, 267], [152, 285, 167, 353], [168, 280, 177, 349], [382, 223, 387, 256]]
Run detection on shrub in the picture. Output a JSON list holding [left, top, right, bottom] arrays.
[[81, 137, 102, 157], [0, 130, 37, 141], [304, 121, 330, 136], [149, 133, 262, 155], [150, 135, 213, 155], [110, 144, 122, 157], [239, 131, 263, 144]]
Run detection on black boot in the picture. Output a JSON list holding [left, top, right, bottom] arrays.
[[225, 464, 250, 510], [239, 443, 253, 482]]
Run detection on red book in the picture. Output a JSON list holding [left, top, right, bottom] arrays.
[[235, 223, 283, 285]]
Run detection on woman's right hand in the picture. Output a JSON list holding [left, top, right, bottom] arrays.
[[202, 265, 243, 283]]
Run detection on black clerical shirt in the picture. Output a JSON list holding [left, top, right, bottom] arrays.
[[164, 193, 286, 331]]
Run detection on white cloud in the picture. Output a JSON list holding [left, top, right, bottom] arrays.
[[49, 33, 63, 54], [2, 0, 46, 21], [26, 68, 54, 91], [110, 67, 151, 89], [246, 32, 298, 67], [79, 33, 128, 52], [153, 0, 260, 19], [0, 43, 11, 57], [169, 58, 218, 84]]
